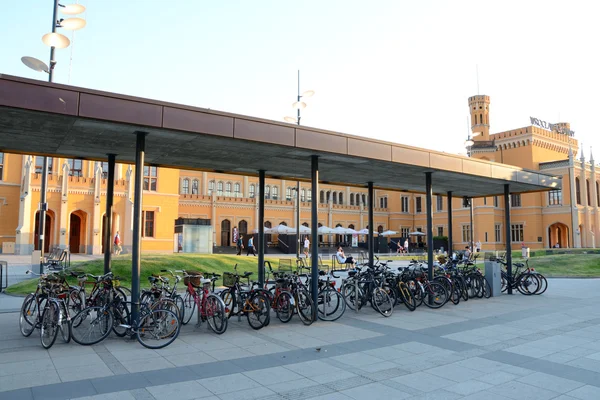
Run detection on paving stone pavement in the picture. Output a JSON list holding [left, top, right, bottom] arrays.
[[1, 278, 599, 400]]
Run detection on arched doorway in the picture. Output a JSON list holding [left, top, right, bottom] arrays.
[[239, 220, 248, 246], [34, 211, 53, 253], [548, 222, 569, 248], [69, 213, 82, 253], [221, 219, 231, 246]]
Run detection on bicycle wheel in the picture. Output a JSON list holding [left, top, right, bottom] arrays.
[[137, 308, 180, 349], [535, 273, 548, 295], [205, 294, 228, 334], [410, 280, 424, 307], [482, 277, 492, 299], [501, 271, 508, 293], [182, 291, 196, 325], [454, 277, 469, 301], [58, 301, 71, 343], [423, 282, 448, 309], [71, 306, 113, 345], [382, 284, 398, 308], [275, 291, 294, 323], [111, 299, 131, 337], [140, 291, 155, 308], [398, 282, 417, 312], [40, 301, 60, 349], [68, 288, 85, 315], [317, 288, 346, 321], [220, 288, 235, 318], [246, 293, 270, 330], [297, 289, 315, 325], [19, 294, 38, 337], [341, 282, 361, 310], [372, 288, 393, 317], [517, 273, 540, 295], [172, 295, 185, 321]]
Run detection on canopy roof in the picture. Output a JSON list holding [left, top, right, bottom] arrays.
[[0, 74, 560, 197]]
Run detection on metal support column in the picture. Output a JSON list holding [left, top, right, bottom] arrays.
[[426, 172, 433, 282], [131, 132, 146, 324], [310, 156, 319, 314], [504, 184, 513, 294], [447, 191, 453, 254], [470, 199, 474, 253], [368, 182, 374, 267], [103, 154, 116, 274], [258, 170, 265, 286], [38, 157, 48, 274]]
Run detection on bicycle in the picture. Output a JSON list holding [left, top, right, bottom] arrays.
[[219, 265, 270, 330], [140, 273, 185, 321], [170, 270, 227, 334], [71, 292, 180, 349], [341, 266, 393, 317]]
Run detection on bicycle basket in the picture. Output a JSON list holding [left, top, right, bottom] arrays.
[[222, 272, 236, 287], [183, 271, 203, 288]]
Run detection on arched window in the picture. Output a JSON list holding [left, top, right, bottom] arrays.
[[181, 178, 189, 194], [301, 188, 306, 202], [286, 187, 292, 201], [208, 180, 215, 194], [307, 189, 312, 202], [362, 194, 366, 205], [225, 182, 232, 196], [332, 192, 337, 204], [265, 185, 270, 199], [249, 184, 255, 198], [320, 190, 324, 203], [587, 179, 591, 205], [326, 191, 331, 203], [217, 181, 223, 196], [576, 178, 581, 205], [272, 186, 278, 200], [350, 193, 355, 205], [480, 114, 483, 124], [339, 192, 344, 205], [192, 179, 199, 194], [234, 182, 240, 197]]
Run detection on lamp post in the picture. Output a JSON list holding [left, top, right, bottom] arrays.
[[284, 70, 314, 260], [465, 135, 475, 255], [21, 1, 86, 272]]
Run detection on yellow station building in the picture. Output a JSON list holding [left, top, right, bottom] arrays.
[[0, 95, 596, 255]]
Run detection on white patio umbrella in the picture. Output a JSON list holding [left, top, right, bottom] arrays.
[[271, 224, 295, 234], [380, 230, 398, 237], [409, 231, 426, 236], [357, 228, 378, 235], [317, 225, 334, 234], [252, 226, 273, 234], [332, 226, 348, 235], [285, 225, 311, 235], [345, 228, 358, 234]]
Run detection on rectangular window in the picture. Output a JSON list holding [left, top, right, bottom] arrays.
[[494, 196, 499, 207], [181, 179, 189, 194], [100, 162, 109, 179], [143, 166, 157, 191], [462, 225, 471, 243], [233, 183, 240, 197], [379, 197, 388, 208], [401, 227, 410, 238], [548, 190, 562, 206], [208, 181, 215, 195], [437, 226, 444, 237], [143, 211, 155, 237], [483, 197, 487, 205], [68, 159, 83, 177], [495, 224, 501, 242], [286, 187, 292, 201], [217, 182, 223, 196], [0, 153, 3, 180], [511, 224, 524, 242], [485, 232, 488, 242], [301, 189, 306, 202], [510, 194, 521, 207], [249, 184, 255, 198], [416, 197, 422, 213], [35, 156, 53, 175], [401, 196, 409, 213], [307, 189, 312, 202], [192, 180, 199, 195], [272, 186, 278, 200], [436, 195, 443, 211], [225, 182, 232, 197], [265, 186, 270, 199]]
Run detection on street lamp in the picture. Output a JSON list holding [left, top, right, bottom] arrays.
[[464, 132, 475, 255], [21, 1, 86, 272], [284, 70, 315, 259]]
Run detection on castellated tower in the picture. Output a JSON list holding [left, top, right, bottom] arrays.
[[468, 95, 490, 140]]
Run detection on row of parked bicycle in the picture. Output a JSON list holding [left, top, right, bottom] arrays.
[[17, 255, 546, 350]]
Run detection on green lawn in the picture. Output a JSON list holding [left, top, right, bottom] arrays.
[[6, 253, 600, 296], [5, 254, 287, 296]]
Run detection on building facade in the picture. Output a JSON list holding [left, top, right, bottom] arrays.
[[0, 95, 596, 254]]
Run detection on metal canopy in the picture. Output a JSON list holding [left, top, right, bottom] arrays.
[[0, 74, 560, 197]]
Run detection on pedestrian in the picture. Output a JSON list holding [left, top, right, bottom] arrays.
[[404, 238, 409, 254], [476, 240, 482, 253], [246, 236, 256, 256], [114, 231, 122, 255], [303, 236, 310, 258], [554, 242, 560, 248], [236, 234, 244, 255], [464, 246, 471, 260]]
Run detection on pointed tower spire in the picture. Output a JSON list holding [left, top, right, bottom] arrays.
[[580, 143, 585, 162], [590, 146, 594, 163]]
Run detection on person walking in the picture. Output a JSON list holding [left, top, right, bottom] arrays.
[[476, 240, 482, 253], [303, 236, 310, 258], [404, 238, 409, 254], [236, 235, 244, 255], [246, 236, 256, 256], [114, 231, 122, 255]]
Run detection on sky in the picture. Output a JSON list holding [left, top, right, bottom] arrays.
[[3, 0, 600, 159]]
